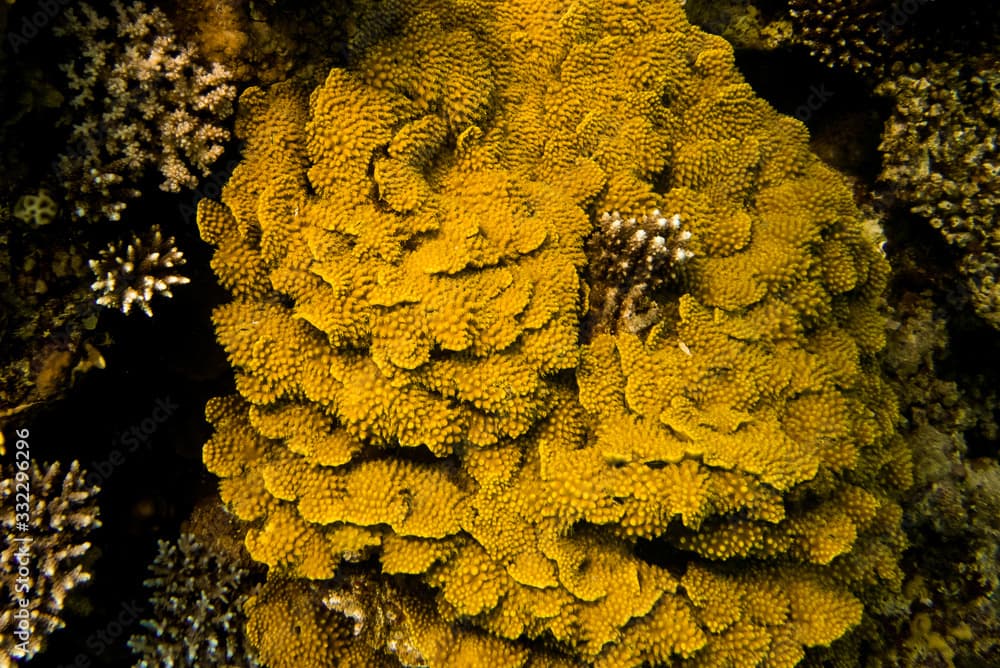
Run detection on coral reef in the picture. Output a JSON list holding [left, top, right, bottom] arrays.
[[787, 0, 999, 77], [583, 209, 692, 337], [197, 0, 905, 664], [54, 0, 236, 221], [876, 294, 1000, 666], [128, 531, 264, 667], [877, 55, 1000, 329], [89, 224, 191, 317], [0, 460, 100, 664]]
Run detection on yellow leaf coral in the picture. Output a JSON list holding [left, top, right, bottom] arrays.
[[198, 1, 908, 665]]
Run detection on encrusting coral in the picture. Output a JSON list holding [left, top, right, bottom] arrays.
[[0, 205, 105, 425], [89, 224, 191, 317], [861, 293, 1000, 666], [198, 1, 908, 665], [54, 0, 236, 221], [0, 460, 100, 665]]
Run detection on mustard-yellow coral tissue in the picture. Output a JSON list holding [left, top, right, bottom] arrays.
[[198, 1, 909, 666]]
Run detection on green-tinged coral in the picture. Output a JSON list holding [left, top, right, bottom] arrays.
[[198, 1, 906, 664], [0, 460, 100, 664], [0, 203, 105, 423]]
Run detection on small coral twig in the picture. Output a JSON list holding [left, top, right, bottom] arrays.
[[89, 225, 191, 317], [583, 209, 692, 338]]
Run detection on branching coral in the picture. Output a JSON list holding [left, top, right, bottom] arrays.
[[788, 0, 895, 73], [54, 0, 236, 221], [787, 0, 999, 77], [583, 209, 692, 337], [0, 460, 100, 664], [89, 224, 190, 316], [198, 1, 906, 665], [128, 532, 265, 667]]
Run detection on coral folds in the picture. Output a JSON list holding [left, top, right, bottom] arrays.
[[198, 1, 908, 665]]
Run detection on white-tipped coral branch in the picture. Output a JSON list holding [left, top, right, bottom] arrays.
[[55, 1, 236, 221], [583, 209, 692, 337], [0, 461, 101, 663], [89, 225, 191, 317]]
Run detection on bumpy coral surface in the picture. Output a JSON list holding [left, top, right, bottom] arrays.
[[0, 460, 100, 664], [878, 55, 1000, 330], [199, 1, 907, 665]]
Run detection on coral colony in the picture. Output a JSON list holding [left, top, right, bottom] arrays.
[[878, 56, 1000, 329], [195, 2, 905, 664], [55, 1, 235, 221], [0, 462, 100, 662], [128, 533, 263, 667], [89, 225, 190, 316], [1, 0, 998, 666]]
